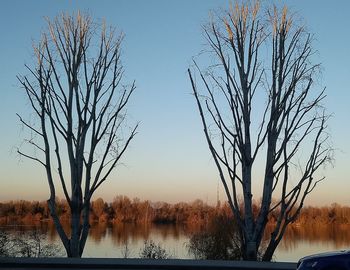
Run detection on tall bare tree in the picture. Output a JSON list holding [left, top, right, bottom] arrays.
[[17, 12, 137, 257], [188, 2, 332, 261]]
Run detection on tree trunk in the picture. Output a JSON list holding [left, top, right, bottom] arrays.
[[69, 209, 82, 257], [79, 203, 91, 257], [243, 241, 258, 261], [262, 240, 278, 261]]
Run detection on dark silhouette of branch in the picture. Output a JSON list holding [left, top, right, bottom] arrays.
[[189, 2, 332, 261], [17, 12, 137, 257]]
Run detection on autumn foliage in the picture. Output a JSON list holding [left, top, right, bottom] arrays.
[[1, 197, 350, 227]]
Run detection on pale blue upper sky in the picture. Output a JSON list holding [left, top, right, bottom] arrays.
[[0, 0, 349, 205]]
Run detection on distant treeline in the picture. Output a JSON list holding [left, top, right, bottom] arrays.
[[1, 196, 349, 226], [0, 196, 227, 225]]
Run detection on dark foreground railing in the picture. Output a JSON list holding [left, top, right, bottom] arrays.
[[0, 258, 297, 270]]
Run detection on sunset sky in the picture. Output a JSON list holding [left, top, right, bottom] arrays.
[[0, 0, 349, 206]]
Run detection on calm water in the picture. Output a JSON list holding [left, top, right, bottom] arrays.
[[1, 222, 350, 262]]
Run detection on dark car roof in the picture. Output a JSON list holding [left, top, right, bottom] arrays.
[[302, 250, 350, 261]]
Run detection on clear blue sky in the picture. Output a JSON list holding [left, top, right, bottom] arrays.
[[0, 0, 349, 206]]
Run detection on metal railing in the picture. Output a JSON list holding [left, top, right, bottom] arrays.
[[0, 258, 297, 270]]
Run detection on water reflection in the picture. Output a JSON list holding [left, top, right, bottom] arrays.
[[282, 224, 350, 249], [1, 222, 350, 261]]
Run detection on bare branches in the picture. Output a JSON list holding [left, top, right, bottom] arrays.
[[17, 12, 137, 257], [189, 1, 331, 261]]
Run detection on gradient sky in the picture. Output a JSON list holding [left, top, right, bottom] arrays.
[[0, 0, 349, 206]]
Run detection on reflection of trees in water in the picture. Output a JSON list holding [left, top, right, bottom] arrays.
[[89, 222, 109, 243], [1, 221, 187, 247], [270, 224, 350, 251], [110, 223, 148, 245], [153, 224, 183, 240], [108, 223, 185, 246], [1, 222, 54, 241], [3, 221, 350, 257]]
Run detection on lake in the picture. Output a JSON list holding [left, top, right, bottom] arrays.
[[1, 222, 350, 262]]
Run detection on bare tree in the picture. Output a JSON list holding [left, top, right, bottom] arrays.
[[188, 2, 332, 261], [17, 12, 137, 257]]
